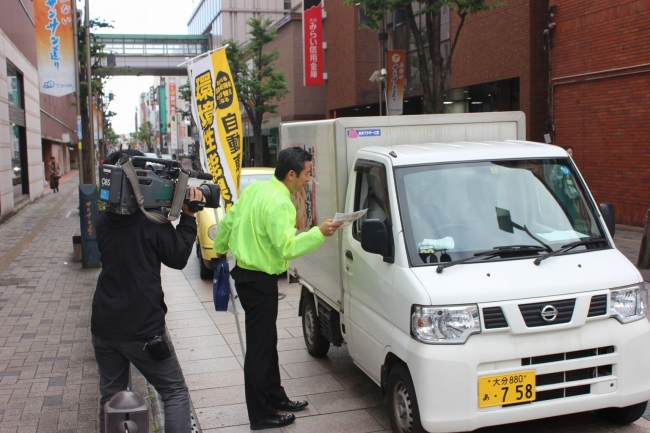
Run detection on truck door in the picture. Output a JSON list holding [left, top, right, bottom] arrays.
[[342, 157, 396, 382]]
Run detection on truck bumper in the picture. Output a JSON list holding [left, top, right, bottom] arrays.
[[405, 318, 650, 432]]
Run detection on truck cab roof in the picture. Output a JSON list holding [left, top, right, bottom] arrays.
[[361, 140, 569, 166]]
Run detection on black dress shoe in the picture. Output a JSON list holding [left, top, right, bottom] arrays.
[[273, 399, 309, 412], [250, 413, 295, 430]]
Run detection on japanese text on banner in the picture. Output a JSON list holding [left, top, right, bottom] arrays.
[[188, 48, 243, 211]]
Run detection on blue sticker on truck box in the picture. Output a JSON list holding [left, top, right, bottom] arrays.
[[347, 128, 381, 138], [100, 189, 110, 200]]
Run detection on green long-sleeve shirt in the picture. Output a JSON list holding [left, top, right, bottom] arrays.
[[213, 176, 325, 275]]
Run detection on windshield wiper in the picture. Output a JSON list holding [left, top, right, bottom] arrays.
[[436, 245, 546, 274], [533, 238, 609, 266]]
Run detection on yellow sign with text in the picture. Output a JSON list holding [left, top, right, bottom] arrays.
[[188, 48, 242, 211]]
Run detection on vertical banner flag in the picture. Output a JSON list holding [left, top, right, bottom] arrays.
[[34, 0, 76, 96], [303, 0, 323, 86], [169, 82, 178, 151], [92, 97, 98, 141], [387, 50, 406, 115], [187, 48, 243, 211]]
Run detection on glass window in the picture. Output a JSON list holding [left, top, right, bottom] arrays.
[[441, 4, 450, 41], [353, 160, 391, 242], [240, 173, 273, 191], [7, 62, 23, 109], [396, 159, 606, 267]]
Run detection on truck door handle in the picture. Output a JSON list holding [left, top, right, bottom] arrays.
[[345, 251, 353, 261]]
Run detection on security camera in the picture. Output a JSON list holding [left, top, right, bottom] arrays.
[[380, 68, 387, 77], [370, 70, 386, 83]]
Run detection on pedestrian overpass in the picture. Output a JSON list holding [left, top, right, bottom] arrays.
[[94, 34, 209, 76]]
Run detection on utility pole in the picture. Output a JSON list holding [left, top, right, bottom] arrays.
[[71, 0, 84, 182], [85, 0, 96, 184]]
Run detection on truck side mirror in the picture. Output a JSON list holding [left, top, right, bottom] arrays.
[[361, 219, 389, 257], [599, 202, 615, 238]]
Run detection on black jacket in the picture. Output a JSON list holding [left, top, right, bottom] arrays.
[[91, 210, 197, 340]]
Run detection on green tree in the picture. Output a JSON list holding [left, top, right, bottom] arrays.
[[134, 121, 155, 152], [224, 16, 290, 166], [106, 124, 119, 147], [346, 0, 502, 113], [76, 18, 114, 183]]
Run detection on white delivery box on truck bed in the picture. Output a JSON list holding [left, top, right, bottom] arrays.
[[280, 112, 650, 433]]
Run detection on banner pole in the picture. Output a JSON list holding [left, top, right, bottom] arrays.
[[229, 278, 246, 358], [177, 44, 230, 68]]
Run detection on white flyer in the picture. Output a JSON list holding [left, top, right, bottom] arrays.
[[333, 209, 368, 227]]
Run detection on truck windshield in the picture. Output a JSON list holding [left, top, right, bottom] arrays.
[[395, 159, 608, 267]]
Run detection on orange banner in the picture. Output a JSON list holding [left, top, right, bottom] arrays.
[[34, 0, 76, 96], [387, 50, 406, 115]]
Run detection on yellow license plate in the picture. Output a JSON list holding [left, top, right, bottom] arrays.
[[478, 370, 536, 408]]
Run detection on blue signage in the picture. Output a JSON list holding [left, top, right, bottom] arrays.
[[347, 128, 382, 138]]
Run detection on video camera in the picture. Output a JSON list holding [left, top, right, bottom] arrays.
[[99, 155, 221, 217]]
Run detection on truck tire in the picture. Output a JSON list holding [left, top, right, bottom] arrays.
[[596, 401, 648, 425], [388, 363, 425, 433], [301, 294, 330, 357]]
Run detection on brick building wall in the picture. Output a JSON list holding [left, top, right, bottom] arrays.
[[551, 0, 650, 226], [324, 2, 381, 116], [449, 0, 549, 142]]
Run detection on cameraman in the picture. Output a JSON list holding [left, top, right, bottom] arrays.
[[91, 149, 204, 433]]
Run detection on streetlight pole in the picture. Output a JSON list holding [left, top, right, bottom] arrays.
[[71, 0, 84, 182], [85, 0, 96, 184]]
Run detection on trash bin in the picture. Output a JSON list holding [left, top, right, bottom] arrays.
[[105, 390, 149, 433]]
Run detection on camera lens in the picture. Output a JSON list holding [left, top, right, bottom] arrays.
[[195, 183, 221, 209]]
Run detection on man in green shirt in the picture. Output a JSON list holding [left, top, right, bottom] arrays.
[[213, 147, 341, 430]]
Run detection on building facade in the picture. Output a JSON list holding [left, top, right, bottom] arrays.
[[322, 0, 549, 144], [1, 0, 78, 221], [188, 0, 293, 47], [551, 0, 650, 226]]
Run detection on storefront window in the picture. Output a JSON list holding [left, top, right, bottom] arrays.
[[7, 61, 28, 197]]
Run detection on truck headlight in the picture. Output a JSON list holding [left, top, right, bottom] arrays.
[[207, 224, 218, 240], [411, 305, 480, 344], [610, 284, 647, 323]]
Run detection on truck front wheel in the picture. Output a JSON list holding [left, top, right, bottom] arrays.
[[596, 401, 647, 425], [301, 295, 330, 357], [388, 363, 425, 433]]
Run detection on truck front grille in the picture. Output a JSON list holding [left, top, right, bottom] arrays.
[[519, 298, 575, 327], [588, 294, 608, 317], [536, 365, 612, 386], [522, 346, 614, 366], [483, 307, 508, 329]]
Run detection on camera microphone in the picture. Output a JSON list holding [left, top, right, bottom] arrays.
[[196, 172, 213, 180], [184, 169, 213, 180]]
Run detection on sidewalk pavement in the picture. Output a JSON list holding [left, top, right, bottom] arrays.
[[0, 173, 649, 432]]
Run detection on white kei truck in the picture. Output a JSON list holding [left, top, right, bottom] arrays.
[[281, 112, 650, 433]]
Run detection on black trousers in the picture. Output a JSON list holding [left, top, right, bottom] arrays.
[[234, 269, 288, 422]]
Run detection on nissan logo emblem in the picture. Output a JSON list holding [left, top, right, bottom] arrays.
[[540, 305, 558, 322]]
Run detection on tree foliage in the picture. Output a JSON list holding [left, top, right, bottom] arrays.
[[224, 16, 290, 165], [346, 0, 502, 113], [75, 18, 114, 182], [134, 121, 155, 152]]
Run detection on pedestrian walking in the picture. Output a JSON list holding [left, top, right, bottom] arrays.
[[213, 147, 342, 430], [49, 155, 60, 193], [90, 149, 205, 433]]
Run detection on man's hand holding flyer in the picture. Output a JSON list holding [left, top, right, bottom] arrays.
[[333, 209, 368, 227]]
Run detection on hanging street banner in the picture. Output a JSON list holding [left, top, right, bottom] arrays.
[[303, 0, 323, 86], [187, 48, 242, 211], [387, 50, 406, 115], [33, 0, 76, 97], [169, 82, 178, 152]]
